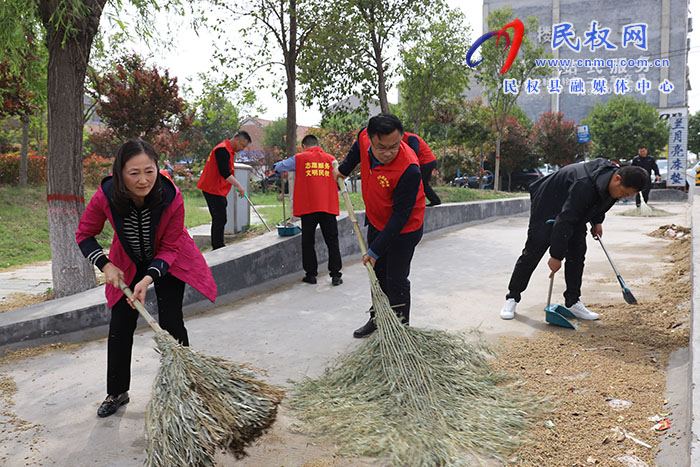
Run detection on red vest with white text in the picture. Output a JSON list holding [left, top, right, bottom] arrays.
[[293, 147, 340, 216], [358, 129, 425, 233], [197, 139, 235, 196]]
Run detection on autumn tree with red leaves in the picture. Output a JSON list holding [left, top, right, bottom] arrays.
[[532, 110, 580, 167], [87, 54, 195, 158], [494, 115, 536, 191]]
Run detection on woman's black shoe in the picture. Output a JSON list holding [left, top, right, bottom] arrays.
[[353, 317, 376, 338], [97, 392, 129, 418]]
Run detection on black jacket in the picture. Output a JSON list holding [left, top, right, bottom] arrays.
[[529, 158, 618, 260], [631, 155, 659, 176]]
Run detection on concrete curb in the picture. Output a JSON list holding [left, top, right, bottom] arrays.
[[690, 191, 699, 463], [0, 197, 530, 347]]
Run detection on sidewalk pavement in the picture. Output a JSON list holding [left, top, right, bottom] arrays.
[[0, 202, 691, 466]]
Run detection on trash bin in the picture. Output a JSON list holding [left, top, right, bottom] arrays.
[[225, 163, 252, 233]]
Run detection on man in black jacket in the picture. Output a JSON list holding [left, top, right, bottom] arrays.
[[630, 145, 660, 207], [500, 159, 648, 321]]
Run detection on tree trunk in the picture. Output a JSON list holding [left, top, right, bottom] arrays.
[[19, 115, 29, 187], [284, 0, 298, 159], [494, 131, 502, 191], [37, 112, 43, 156], [371, 29, 389, 113], [40, 1, 105, 297]]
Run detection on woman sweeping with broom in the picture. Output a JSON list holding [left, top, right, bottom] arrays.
[[76, 139, 217, 418]]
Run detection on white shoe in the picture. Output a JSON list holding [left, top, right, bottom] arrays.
[[500, 299, 517, 320], [568, 301, 599, 320]]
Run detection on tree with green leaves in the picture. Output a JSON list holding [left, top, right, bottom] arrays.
[[688, 111, 700, 157], [263, 117, 288, 155], [582, 96, 669, 162], [0, 31, 46, 187], [397, 7, 471, 134], [471, 7, 549, 191], [0, 0, 197, 297], [298, 0, 433, 114], [214, 0, 314, 159], [532, 110, 580, 167], [191, 88, 240, 163]]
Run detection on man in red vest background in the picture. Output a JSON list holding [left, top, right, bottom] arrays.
[[196, 131, 251, 249], [274, 134, 343, 286], [403, 132, 441, 207], [333, 114, 425, 338]]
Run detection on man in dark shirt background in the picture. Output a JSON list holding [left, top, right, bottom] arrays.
[[630, 145, 660, 207], [196, 131, 251, 249]]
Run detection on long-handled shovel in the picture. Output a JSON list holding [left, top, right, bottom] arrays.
[[118, 279, 283, 466], [544, 274, 578, 329], [244, 193, 272, 232], [331, 160, 435, 411], [594, 235, 638, 304]]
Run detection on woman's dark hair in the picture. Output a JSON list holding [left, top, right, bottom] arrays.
[[112, 139, 162, 217], [367, 113, 404, 138], [618, 165, 648, 192]]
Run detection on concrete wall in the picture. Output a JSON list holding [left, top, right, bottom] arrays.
[[690, 192, 699, 463], [0, 198, 529, 348]]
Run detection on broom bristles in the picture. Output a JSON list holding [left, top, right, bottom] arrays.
[[144, 331, 284, 467]]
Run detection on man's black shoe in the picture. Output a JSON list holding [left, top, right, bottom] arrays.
[[332, 276, 343, 286], [426, 201, 441, 207], [97, 392, 129, 418], [302, 274, 317, 284], [353, 317, 376, 338]]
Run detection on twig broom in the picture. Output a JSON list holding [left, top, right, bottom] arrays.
[[332, 161, 435, 411], [118, 279, 284, 467]]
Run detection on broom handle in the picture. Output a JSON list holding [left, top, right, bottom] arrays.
[[245, 194, 273, 232], [118, 278, 164, 334], [594, 235, 621, 277], [332, 160, 369, 255]]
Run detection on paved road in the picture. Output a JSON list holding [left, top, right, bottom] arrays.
[[0, 202, 690, 466]]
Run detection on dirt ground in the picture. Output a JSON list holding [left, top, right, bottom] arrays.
[[491, 227, 691, 466]]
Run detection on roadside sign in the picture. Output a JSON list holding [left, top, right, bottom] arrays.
[[576, 124, 590, 143]]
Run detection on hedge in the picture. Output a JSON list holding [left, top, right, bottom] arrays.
[[0, 153, 113, 187]]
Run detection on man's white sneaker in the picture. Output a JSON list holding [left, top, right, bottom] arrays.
[[568, 301, 599, 320], [500, 299, 517, 320]]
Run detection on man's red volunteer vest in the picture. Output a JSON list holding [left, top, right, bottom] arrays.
[[403, 131, 437, 165], [197, 139, 236, 196], [293, 147, 340, 216], [358, 129, 425, 233]]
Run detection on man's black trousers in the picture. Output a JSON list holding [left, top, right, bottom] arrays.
[[107, 271, 188, 395], [367, 223, 423, 324], [202, 191, 227, 250], [301, 212, 342, 278], [506, 218, 587, 308], [420, 160, 441, 205]]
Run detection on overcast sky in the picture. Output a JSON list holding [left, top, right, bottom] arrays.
[[110, 0, 700, 126]]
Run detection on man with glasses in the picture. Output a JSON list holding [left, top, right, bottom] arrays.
[[333, 114, 425, 338]]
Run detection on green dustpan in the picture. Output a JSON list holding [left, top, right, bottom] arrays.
[[544, 275, 578, 329]]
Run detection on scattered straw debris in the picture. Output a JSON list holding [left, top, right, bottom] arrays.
[[0, 372, 44, 465], [647, 224, 691, 240], [492, 230, 690, 465], [290, 329, 544, 466], [620, 206, 674, 217], [0, 342, 85, 365], [0, 291, 51, 313]]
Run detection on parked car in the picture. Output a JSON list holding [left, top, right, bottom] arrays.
[[499, 167, 545, 191], [652, 159, 667, 188], [452, 168, 543, 191]]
